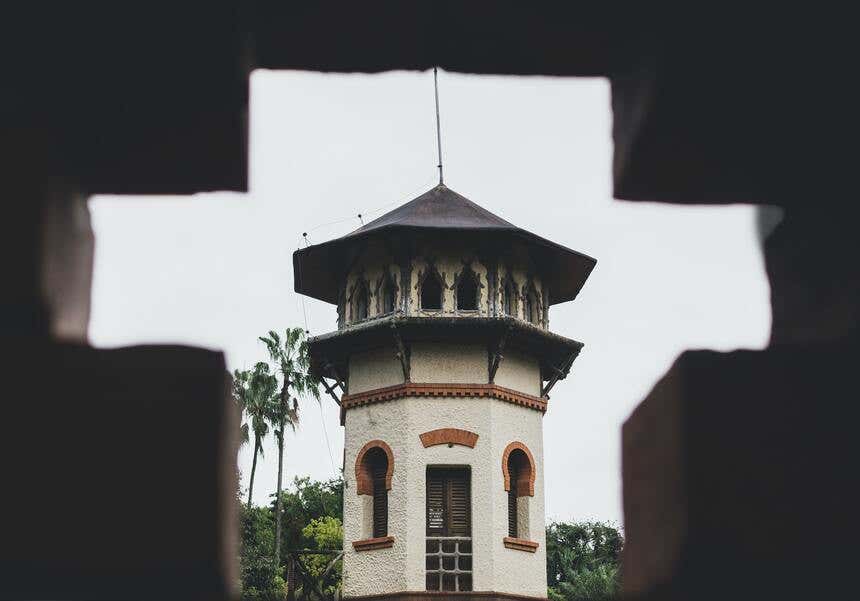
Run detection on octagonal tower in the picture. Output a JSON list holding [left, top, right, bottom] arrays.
[[294, 185, 595, 601]]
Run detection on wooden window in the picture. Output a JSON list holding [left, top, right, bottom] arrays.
[[426, 467, 472, 591], [456, 268, 478, 311], [421, 272, 443, 311]]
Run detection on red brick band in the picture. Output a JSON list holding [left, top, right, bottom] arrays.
[[341, 383, 547, 418], [344, 591, 548, 601]]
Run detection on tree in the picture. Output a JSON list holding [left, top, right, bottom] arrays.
[[546, 521, 623, 601], [271, 476, 344, 551], [239, 476, 343, 601], [301, 516, 344, 598], [234, 362, 279, 508], [259, 328, 320, 569]]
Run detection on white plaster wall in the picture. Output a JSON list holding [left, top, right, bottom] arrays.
[[348, 347, 404, 394], [494, 350, 541, 397], [409, 342, 488, 384], [343, 392, 546, 598], [490, 400, 547, 597]]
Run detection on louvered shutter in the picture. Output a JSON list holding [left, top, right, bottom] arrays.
[[448, 470, 471, 537], [372, 460, 388, 537], [426, 468, 471, 536], [426, 470, 445, 536], [507, 461, 519, 537], [507, 487, 518, 537]]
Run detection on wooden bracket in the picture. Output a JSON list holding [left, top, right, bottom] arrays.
[[541, 350, 578, 398], [488, 325, 511, 384], [391, 323, 411, 383], [320, 377, 341, 406]]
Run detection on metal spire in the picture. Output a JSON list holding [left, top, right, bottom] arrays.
[[434, 67, 444, 185]]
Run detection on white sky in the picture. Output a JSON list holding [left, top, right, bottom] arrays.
[[89, 70, 771, 526]]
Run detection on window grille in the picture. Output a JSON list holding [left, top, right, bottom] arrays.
[[425, 537, 472, 591]]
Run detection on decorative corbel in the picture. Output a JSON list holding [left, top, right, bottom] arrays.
[[319, 378, 342, 406], [488, 325, 511, 383], [322, 361, 347, 394], [390, 322, 411, 382], [540, 349, 580, 398]]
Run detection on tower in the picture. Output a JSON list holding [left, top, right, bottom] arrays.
[[294, 185, 595, 601]]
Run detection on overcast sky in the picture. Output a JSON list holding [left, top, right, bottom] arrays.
[[89, 70, 770, 526]]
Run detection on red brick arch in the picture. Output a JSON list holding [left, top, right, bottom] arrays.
[[419, 428, 479, 448], [502, 441, 536, 497], [354, 439, 394, 496]]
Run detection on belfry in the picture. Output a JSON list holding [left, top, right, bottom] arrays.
[[294, 184, 595, 601]]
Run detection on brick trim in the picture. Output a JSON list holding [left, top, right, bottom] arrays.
[[503, 537, 539, 553], [341, 383, 547, 420], [502, 441, 536, 497], [419, 428, 479, 448], [344, 592, 548, 601], [355, 440, 394, 496], [352, 536, 395, 552]]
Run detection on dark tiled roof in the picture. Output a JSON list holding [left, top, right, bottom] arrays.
[[345, 185, 517, 234], [294, 184, 595, 305]]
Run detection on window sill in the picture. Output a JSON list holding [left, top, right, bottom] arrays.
[[352, 536, 395, 552], [503, 537, 539, 553]]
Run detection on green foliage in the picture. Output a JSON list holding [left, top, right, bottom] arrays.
[[546, 521, 623, 601], [301, 517, 344, 597], [239, 477, 343, 600], [270, 476, 344, 552], [239, 504, 283, 601], [547, 564, 619, 601]]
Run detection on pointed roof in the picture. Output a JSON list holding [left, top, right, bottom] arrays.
[[346, 185, 518, 235], [294, 184, 595, 305]]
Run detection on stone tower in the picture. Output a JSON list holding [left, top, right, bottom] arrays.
[[294, 185, 595, 601]]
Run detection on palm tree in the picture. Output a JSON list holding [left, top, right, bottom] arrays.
[[259, 328, 320, 568], [232, 369, 251, 449], [234, 363, 279, 508]]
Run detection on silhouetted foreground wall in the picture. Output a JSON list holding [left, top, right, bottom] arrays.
[[2, 345, 238, 600]]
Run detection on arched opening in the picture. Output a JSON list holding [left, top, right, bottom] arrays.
[[502, 277, 516, 317], [456, 268, 479, 311], [381, 273, 397, 314], [502, 441, 536, 542], [524, 284, 540, 325], [356, 442, 393, 539], [506, 449, 531, 537], [353, 280, 369, 321], [420, 271, 443, 311]]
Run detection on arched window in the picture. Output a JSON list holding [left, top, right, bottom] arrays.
[[456, 267, 479, 311], [381, 273, 397, 314], [420, 270, 443, 311], [355, 440, 394, 540], [353, 280, 369, 321], [524, 284, 540, 325], [502, 442, 536, 542]]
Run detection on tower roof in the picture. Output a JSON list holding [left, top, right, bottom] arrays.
[[294, 184, 596, 305]]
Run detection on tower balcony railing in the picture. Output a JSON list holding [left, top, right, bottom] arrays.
[[425, 536, 473, 592]]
